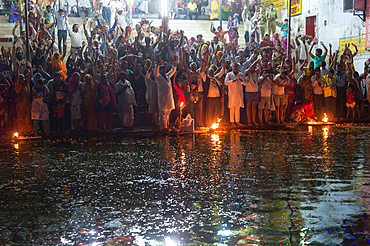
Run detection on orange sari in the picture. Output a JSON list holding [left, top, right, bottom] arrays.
[[51, 53, 67, 80]]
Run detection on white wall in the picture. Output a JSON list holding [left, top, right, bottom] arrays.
[[276, 0, 369, 72]]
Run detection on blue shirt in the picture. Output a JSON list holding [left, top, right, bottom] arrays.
[[281, 24, 288, 37], [335, 71, 347, 87], [53, 5, 69, 30]]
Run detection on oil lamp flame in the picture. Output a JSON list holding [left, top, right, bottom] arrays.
[[210, 118, 222, 129], [13, 132, 19, 138], [180, 102, 185, 108], [322, 113, 328, 123]]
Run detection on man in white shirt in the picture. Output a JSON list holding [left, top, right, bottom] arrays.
[[138, 0, 149, 14], [53, 0, 70, 53], [117, 8, 128, 30], [155, 56, 178, 131], [12, 21, 36, 50], [200, 60, 226, 126], [295, 35, 312, 70], [242, 7, 254, 45], [258, 69, 276, 125], [225, 63, 247, 126], [66, 18, 84, 60], [273, 71, 289, 124], [244, 58, 260, 125]]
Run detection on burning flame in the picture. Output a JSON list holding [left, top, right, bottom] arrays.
[[210, 118, 222, 129], [322, 113, 328, 123], [13, 132, 19, 138], [180, 101, 185, 108]]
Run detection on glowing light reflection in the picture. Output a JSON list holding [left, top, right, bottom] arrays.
[[210, 118, 222, 129], [323, 126, 329, 140], [218, 229, 234, 237], [322, 113, 328, 123], [211, 134, 220, 143], [308, 126, 313, 134], [165, 237, 177, 246]]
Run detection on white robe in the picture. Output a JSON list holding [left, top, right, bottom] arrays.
[[156, 66, 176, 110], [225, 71, 247, 108], [145, 76, 158, 113], [117, 12, 128, 30]]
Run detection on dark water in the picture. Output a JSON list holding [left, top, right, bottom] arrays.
[[1, 126, 370, 245]]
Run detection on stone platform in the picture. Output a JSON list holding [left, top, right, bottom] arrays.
[[0, 15, 246, 51]]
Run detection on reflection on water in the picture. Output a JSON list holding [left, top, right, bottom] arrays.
[[1, 126, 370, 245]]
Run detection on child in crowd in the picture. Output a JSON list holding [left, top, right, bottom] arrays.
[[55, 99, 66, 133], [281, 19, 288, 38], [346, 85, 356, 119]]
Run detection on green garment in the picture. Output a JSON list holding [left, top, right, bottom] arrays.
[[267, 9, 277, 21]]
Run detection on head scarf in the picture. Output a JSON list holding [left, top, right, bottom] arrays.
[[144, 59, 152, 72], [100, 79, 117, 108], [216, 51, 224, 56], [51, 52, 67, 80], [118, 71, 127, 81], [68, 72, 80, 93], [30, 72, 43, 90]]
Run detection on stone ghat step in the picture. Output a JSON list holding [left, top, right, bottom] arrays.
[[0, 17, 246, 49]]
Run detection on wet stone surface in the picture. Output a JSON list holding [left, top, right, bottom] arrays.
[[1, 126, 370, 245]]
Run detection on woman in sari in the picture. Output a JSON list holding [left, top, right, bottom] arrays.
[[51, 50, 67, 80], [68, 72, 84, 131], [210, 0, 219, 20], [95, 73, 116, 131], [227, 15, 238, 46], [281, 37, 296, 62], [15, 64, 33, 135], [221, 0, 232, 21], [298, 60, 315, 102], [0, 77, 12, 133], [82, 74, 97, 131]]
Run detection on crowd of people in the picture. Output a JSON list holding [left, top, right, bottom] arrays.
[[0, 0, 370, 136]]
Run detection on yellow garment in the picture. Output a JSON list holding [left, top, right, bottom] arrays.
[[15, 82, 33, 133], [188, 2, 197, 11], [323, 75, 337, 98], [222, 4, 230, 12], [210, 0, 219, 20], [51, 53, 67, 80]]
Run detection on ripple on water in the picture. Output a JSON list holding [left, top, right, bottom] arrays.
[[0, 127, 370, 245]]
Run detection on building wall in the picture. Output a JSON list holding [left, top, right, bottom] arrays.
[[276, 0, 369, 72]]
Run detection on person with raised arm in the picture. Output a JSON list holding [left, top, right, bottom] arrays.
[[155, 55, 178, 131]]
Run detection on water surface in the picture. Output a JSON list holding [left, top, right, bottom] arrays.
[[1, 126, 370, 245]]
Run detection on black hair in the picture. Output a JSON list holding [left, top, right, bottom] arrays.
[[57, 99, 64, 104], [54, 72, 63, 78], [316, 48, 323, 55], [321, 61, 326, 67], [314, 67, 321, 72], [328, 69, 335, 74], [282, 70, 288, 75], [284, 18, 288, 22]]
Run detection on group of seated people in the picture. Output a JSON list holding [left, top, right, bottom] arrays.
[[1, 1, 370, 137]]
